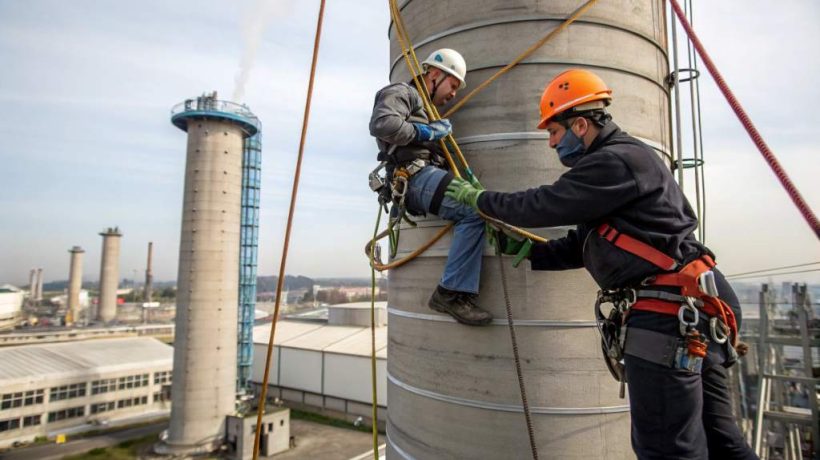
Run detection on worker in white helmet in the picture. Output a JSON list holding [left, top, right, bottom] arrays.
[[369, 48, 492, 326]]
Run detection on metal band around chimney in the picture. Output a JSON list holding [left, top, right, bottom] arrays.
[[387, 431, 416, 460], [388, 307, 596, 327], [388, 371, 630, 415], [455, 131, 672, 163], [387, 13, 667, 62]]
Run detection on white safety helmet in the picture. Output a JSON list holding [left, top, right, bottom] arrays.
[[422, 48, 467, 89]]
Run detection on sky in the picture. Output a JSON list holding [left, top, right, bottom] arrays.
[[0, 0, 817, 287]]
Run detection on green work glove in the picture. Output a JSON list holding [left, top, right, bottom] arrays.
[[445, 177, 483, 209], [497, 233, 534, 268]]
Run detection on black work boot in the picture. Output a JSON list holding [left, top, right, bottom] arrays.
[[428, 286, 493, 326]]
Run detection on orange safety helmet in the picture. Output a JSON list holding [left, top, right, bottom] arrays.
[[537, 69, 612, 129]]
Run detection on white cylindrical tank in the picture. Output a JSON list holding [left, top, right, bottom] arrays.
[[67, 246, 84, 324], [386, 1, 670, 458], [98, 228, 122, 322], [0, 285, 23, 331]]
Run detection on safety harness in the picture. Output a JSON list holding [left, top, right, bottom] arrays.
[[593, 223, 741, 398]]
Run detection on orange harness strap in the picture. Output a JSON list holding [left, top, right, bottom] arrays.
[[597, 224, 738, 343]]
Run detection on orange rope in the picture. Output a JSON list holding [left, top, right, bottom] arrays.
[[252, 1, 326, 458]]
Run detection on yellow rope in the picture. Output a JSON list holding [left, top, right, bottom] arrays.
[[443, 0, 599, 118], [368, 206, 381, 455], [389, 0, 552, 243]]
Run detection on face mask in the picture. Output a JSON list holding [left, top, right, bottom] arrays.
[[555, 124, 586, 168]]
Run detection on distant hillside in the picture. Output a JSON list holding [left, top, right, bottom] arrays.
[[256, 275, 314, 292]]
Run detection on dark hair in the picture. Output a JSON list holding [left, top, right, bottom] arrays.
[[558, 109, 611, 129]]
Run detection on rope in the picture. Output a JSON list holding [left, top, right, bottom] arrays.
[[370, 0, 600, 271], [668, 0, 820, 240], [497, 246, 539, 459], [443, 0, 599, 118], [252, 1, 326, 458], [369, 206, 382, 456]]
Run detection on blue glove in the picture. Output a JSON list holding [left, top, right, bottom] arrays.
[[413, 119, 452, 142]]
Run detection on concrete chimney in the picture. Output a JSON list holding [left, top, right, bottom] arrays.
[[144, 242, 154, 303], [67, 246, 85, 324], [386, 1, 671, 457], [157, 93, 260, 455], [35, 268, 43, 301], [98, 227, 122, 322]]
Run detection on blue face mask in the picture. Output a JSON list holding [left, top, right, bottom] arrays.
[[556, 126, 585, 168]]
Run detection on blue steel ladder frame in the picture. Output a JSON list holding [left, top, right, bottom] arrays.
[[238, 133, 261, 392]]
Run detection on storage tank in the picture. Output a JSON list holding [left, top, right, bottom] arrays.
[[386, 1, 670, 457]]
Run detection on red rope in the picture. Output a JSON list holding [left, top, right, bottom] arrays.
[[668, 0, 820, 240]]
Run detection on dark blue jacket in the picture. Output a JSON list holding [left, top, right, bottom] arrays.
[[477, 122, 708, 289]]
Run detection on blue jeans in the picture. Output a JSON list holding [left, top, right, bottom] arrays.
[[405, 166, 484, 294]]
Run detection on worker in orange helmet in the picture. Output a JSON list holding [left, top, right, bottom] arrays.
[[446, 69, 757, 459]]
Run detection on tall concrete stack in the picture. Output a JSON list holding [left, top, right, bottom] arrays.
[[144, 242, 154, 303], [157, 93, 260, 455], [28, 269, 36, 302], [386, 1, 670, 457], [35, 268, 43, 301], [67, 246, 85, 324], [97, 227, 122, 323]]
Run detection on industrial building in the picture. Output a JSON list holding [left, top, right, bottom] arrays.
[[251, 302, 388, 428], [0, 337, 173, 449], [0, 285, 23, 331]]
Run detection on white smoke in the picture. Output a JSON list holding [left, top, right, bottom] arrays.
[[232, 0, 290, 102]]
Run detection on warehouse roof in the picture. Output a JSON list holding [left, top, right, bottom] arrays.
[[0, 337, 173, 386], [253, 318, 387, 358]]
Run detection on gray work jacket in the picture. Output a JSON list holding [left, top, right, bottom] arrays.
[[369, 82, 441, 165]]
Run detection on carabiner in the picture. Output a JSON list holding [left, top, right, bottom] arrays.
[[709, 317, 728, 344], [677, 298, 699, 336]]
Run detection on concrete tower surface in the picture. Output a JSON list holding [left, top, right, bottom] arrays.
[[67, 246, 85, 324], [386, 1, 670, 458], [97, 227, 122, 323], [157, 93, 259, 455]]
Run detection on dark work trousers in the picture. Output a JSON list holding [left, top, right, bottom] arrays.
[[625, 354, 758, 459]]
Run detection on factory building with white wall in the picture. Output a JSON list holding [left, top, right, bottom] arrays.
[[251, 302, 388, 427], [0, 337, 173, 448]]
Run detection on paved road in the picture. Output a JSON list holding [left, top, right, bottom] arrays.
[[0, 422, 166, 460]]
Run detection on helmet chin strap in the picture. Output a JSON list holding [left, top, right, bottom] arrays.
[[429, 72, 447, 104]]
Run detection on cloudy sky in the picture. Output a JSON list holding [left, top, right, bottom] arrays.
[[0, 0, 817, 287]]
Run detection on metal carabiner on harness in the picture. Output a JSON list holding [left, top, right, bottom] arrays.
[[677, 297, 700, 337], [709, 317, 728, 344]]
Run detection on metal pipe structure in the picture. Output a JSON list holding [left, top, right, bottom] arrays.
[[98, 227, 122, 323], [386, 1, 670, 457], [145, 242, 154, 303], [156, 93, 260, 455], [67, 246, 85, 324]]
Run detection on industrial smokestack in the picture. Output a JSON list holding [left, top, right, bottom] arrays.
[[144, 242, 154, 303], [386, 1, 670, 457], [35, 268, 43, 301], [28, 269, 36, 302], [67, 246, 85, 324], [157, 93, 260, 455], [98, 227, 122, 323]]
